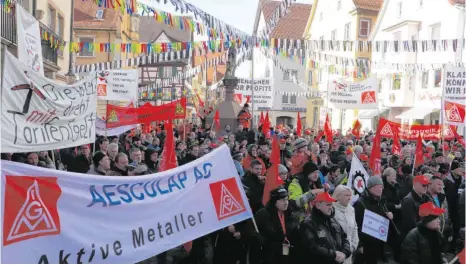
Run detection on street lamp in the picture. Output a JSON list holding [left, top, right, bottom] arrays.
[[65, 0, 76, 83]]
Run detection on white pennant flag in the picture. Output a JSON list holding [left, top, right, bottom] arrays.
[[347, 155, 371, 203]]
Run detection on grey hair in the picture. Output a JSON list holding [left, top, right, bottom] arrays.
[[108, 143, 118, 151], [333, 185, 352, 200], [383, 167, 396, 177], [353, 145, 363, 154]]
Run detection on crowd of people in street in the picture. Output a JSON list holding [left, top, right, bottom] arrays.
[[1, 103, 465, 264]]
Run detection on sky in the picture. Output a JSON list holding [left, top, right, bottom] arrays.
[[138, 0, 312, 36]]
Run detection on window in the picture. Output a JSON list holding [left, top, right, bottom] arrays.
[[422, 71, 429, 88], [431, 23, 441, 40], [308, 70, 313, 85], [48, 6, 56, 30], [359, 19, 370, 37], [77, 37, 94, 57], [359, 58, 370, 75], [331, 29, 337, 41], [378, 79, 383, 93], [397, 1, 402, 17], [265, 68, 270, 78], [283, 69, 297, 81], [344, 23, 351, 40], [57, 15, 64, 38], [434, 70, 442, 87], [393, 31, 402, 53], [337, 0, 342, 9], [290, 95, 297, 104], [392, 74, 401, 90], [282, 94, 289, 104], [318, 70, 323, 83], [96, 9, 104, 19]]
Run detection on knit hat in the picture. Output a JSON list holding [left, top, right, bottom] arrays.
[[92, 151, 107, 167], [278, 164, 288, 174], [303, 162, 319, 175], [438, 162, 450, 174], [247, 144, 256, 156], [451, 160, 463, 171], [433, 152, 444, 158], [293, 138, 308, 151], [366, 176, 384, 189], [270, 187, 288, 201]]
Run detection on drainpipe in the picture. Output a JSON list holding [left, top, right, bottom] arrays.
[[32, 0, 36, 17], [65, 0, 75, 82]]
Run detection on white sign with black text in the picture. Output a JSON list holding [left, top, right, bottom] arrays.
[[328, 77, 378, 109], [234, 78, 273, 110], [442, 65, 466, 125], [97, 69, 138, 101], [1, 51, 97, 152], [361, 209, 390, 242]]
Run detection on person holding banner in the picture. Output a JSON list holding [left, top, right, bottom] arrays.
[[401, 202, 448, 264]]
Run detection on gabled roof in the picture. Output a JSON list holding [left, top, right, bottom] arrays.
[[449, 0, 465, 4], [353, 0, 384, 11], [139, 16, 192, 43], [268, 2, 312, 39], [73, 0, 120, 30]]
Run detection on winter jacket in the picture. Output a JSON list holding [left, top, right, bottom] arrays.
[[396, 173, 414, 200], [179, 154, 197, 166], [106, 166, 128, 176], [86, 167, 106, 176], [401, 223, 446, 264], [444, 173, 464, 240], [287, 173, 320, 221], [427, 192, 450, 235], [67, 154, 91, 173], [333, 202, 359, 263], [253, 204, 301, 263], [299, 207, 351, 264], [400, 190, 432, 238], [459, 184, 465, 228], [237, 110, 251, 129], [242, 172, 265, 214]]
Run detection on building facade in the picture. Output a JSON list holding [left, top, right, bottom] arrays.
[[1, 0, 70, 83], [250, 0, 312, 129], [371, 0, 465, 127], [304, 0, 383, 132]]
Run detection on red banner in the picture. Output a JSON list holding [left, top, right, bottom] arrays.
[[106, 98, 186, 128], [378, 118, 454, 140]]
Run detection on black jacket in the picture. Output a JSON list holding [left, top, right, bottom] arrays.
[[401, 223, 445, 264], [444, 173, 464, 236], [254, 204, 301, 264], [242, 172, 265, 214], [396, 173, 414, 200], [400, 190, 432, 238], [299, 207, 351, 264], [180, 154, 197, 166], [382, 180, 401, 212]]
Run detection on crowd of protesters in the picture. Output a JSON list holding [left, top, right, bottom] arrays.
[[1, 102, 465, 264]]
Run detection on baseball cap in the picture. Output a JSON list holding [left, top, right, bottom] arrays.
[[419, 202, 446, 217], [360, 154, 369, 162], [314, 192, 337, 203], [413, 175, 430, 185]]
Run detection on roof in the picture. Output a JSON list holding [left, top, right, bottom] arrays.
[[73, 0, 120, 30], [352, 0, 384, 11], [260, 0, 281, 21], [193, 51, 227, 85], [139, 16, 192, 43], [449, 0, 465, 4], [263, 1, 312, 39]]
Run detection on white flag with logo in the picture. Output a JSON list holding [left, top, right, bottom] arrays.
[[328, 77, 378, 109], [347, 155, 371, 203], [16, 3, 44, 76], [1, 145, 253, 264]]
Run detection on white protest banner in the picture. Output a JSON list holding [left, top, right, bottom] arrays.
[[1, 145, 253, 264], [96, 117, 137, 136], [347, 155, 370, 203], [328, 77, 378, 109], [361, 209, 390, 242], [97, 69, 138, 101], [234, 78, 273, 110], [442, 65, 466, 125], [1, 51, 97, 152], [16, 3, 44, 76]]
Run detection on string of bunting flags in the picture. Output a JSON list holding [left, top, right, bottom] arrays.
[[83, 0, 138, 15]]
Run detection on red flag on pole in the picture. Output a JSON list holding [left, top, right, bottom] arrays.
[[213, 109, 220, 131], [297, 112, 302, 137], [324, 114, 333, 144], [314, 130, 324, 143], [369, 120, 384, 177], [392, 130, 402, 157], [451, 125, 466, 147], [262, 136, 284, 205], [414, 133, 424, 169], [260, 111, 264, 126], [351, 119, 362, 139]]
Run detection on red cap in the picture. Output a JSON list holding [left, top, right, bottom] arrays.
[[413, 175, 430, 185], [419, 202, 446, 217], [346, 149, 353, 155], [280, 139, 286, 144], [360, 154, 369, 161], [211, 143, 217, 148], [424, 153, 432, 158], [442, 143, 450, 150], [314, 192, 337, 203], [305, 129, 312, 135]]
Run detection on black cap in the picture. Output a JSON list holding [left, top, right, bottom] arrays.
[[270, 186, 288, 200], [433, 152, 444, 158], [439, 163, 450, 174]]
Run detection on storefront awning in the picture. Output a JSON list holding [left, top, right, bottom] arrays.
[[395, 108, 438, 120], [358, 107, 390, 119]]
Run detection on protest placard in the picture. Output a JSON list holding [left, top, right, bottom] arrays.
[[328, 77, 378, 109], [1, 51, 97, 152], [1, 145, 253, 264], [361, 209, 390, 242], [442, 65, 466, 125], [97, 69, 138, 101], [234, 78, 273, 110]]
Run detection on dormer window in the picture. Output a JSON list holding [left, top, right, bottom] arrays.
[[96, 9, 104, 20]]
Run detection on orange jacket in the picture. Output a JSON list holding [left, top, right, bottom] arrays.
[[237, 110, 251, 129]]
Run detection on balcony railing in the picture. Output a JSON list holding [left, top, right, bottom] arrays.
[[1, 7, 62, 67]]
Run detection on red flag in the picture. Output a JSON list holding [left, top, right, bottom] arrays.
[[414, 133, 424, 169], [314, 130, 324, 143], [262, 111, 271, 138], [297, 112, 302, 137], [213, 109, 220, 131], [392, 130, 402, 157], [262, 136, 284, 205], [369, 120, 384, 176], [245, 95, 251, 104], [351, 119, 362, 139], [323, 114, 333, 144], [260, 111, 264, 126], [457, 248, 465, 264], [451, 125, 466, 147], [195, 92, 205, 107]]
